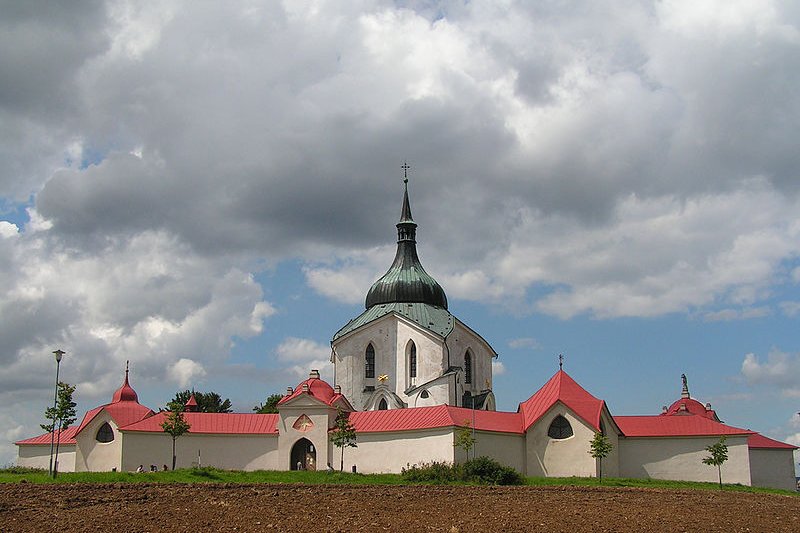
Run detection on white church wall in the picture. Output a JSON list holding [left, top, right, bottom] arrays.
[[346, 428, 455, 473], [598, 410, 620, 478], [395, 320, 446, 400], [75, 411, 122, 472], [121, 432, 279, 471], [17, 445, 76, 472], [525, 404, 598, 477], [749, 448, 797, 490], [458, 431, 525, 474], [333, 314, 398, 410], [446, 321, 494, 400], [618, 435, 751, 485]]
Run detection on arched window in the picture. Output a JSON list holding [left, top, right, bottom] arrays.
[[96, 422, 114, 443], [464, 351, 472, 384], [409, 341, 417, 378], [547, 415, 573, 439], [378, 398, 388, 410], [365, 343, 375, 378]]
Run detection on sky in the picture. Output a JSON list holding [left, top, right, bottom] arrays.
[[1, 0, 799, 470]]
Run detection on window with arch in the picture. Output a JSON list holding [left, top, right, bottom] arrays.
[[547, 415, 573, 439], [365, 343, 375, 379], [96, 422, 114, 443], [464, 350, 472, 384], [409, 341, 417, 378], [378, 398, 388, 410]]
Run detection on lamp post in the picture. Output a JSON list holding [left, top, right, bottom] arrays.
[[48, 349, 65, 477]]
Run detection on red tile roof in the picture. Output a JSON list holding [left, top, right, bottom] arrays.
[[518, 370, 606, 432], [348, 405, 523, 434], [15, 425, 80, 446], [747, 433, 798, 450], [121, 412, 279, 434], [614, 415, 752, 437]]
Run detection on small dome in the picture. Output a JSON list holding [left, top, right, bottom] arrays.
[[663, 398, 717, 419], [111, 365, 139, 403], [279, 370, 341, 406]]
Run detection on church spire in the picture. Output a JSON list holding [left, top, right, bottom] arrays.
[[364, 166, 448, 309]]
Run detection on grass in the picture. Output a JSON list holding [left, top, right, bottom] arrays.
[[1, 466, 796, 496]]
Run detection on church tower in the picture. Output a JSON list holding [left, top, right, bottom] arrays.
[[331, 173, 497, 411]]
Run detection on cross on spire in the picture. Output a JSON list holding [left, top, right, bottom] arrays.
[[401, 161, 411, 183], [558, 353, 564, 370]]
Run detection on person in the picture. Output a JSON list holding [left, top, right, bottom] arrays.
[[296, 461, 303, 471], [136, 465, 144, 473], [163, 464, 168, 471]]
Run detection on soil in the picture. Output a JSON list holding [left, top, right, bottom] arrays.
[[1, 483, 798, 532]]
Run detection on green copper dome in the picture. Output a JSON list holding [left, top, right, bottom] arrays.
[[365, 181, 448, 310]]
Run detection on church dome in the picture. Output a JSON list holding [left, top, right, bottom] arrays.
[[111, 363, 139, 403], [365, 180, 448, 309]]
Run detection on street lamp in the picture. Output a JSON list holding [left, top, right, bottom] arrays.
[[48, 349, 65, 476]]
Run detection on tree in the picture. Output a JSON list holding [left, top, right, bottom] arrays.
[[253, 393, 284, 414], [41, 382, 77, 478], [330, 409, 357, 472], [161, 407, 191, 470], [454, 420, 477, 460], [702, 435, 729, 488], [588, 432, 614, 482], [167, 390, 232, 413]]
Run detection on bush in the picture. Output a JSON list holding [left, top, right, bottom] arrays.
[[463, 456, 524, 485], [401, 457, 522, 485], [401, 461, 463, 483]]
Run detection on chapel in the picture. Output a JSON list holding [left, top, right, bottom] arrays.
[[15, 178, 798, 490]]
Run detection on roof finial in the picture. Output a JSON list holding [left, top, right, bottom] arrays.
[[681, 373, 690, 399], [401, 161, 411, 184], [558, 353, 564, 370], [125, 360, 129, 380]]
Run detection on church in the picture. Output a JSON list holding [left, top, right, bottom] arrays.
[[16, 181, 797, 490]]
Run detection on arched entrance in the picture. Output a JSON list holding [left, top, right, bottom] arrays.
[[290, 438, 316, 470]]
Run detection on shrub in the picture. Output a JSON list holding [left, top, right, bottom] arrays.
[[401, 461, 463, 483], [401, 457, 522, 485], [463, 456, 524, 485]]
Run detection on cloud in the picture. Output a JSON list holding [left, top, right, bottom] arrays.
[[275, 337, 333, 382], [507, 337, 540, 350], [703, 307, 771, 322], [779, 301, 800, 317], [492, 360, 506, 376], [741, 350, 800, 397], [168, 358, 206, 388]]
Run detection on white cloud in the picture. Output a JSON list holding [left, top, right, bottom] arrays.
[[507, 337, 539, 350], [275, 337, 333, 383], [779, 301, 800, 317], [741, 350, 800, 397], [492, 360, 506, 376], [703, 307, 771, 322], [167, 358, 206, 388], [0, 222, 19, 238]]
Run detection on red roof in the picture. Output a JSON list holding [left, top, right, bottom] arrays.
[[348, 405, 523, 434], [663, 397, 718, 420], [15, 425, 80, 446], [518, 370, 606, 432], [111, 368, 139, 403], [121, 412, 279, 434], [278, 374, 349, 408], [614, 415, 752, 437], [747, 433, 798, 450]]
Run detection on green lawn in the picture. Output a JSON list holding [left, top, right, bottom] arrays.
[[1, 466, 796, 496]]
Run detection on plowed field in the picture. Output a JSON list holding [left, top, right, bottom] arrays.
[[1, 483, 798, 532]]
